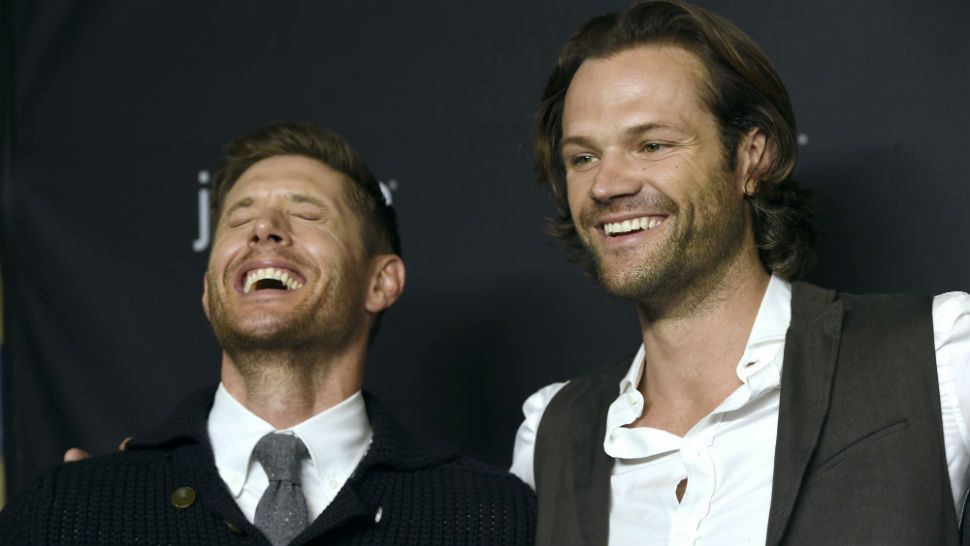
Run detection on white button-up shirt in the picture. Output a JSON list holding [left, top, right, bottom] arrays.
[[511, 276, 970, 546], [207, 384, 373, 523]]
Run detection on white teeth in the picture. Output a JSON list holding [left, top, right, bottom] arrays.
[[604, 216, 665, 236], [243, 267, 304, 294]]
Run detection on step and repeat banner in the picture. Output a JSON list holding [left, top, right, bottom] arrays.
[[2, 0, 968, 495]]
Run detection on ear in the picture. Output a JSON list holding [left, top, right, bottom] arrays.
[[201, 273, 211, 321], [365, 255, 406, 314], [736, 128, 769, 195]]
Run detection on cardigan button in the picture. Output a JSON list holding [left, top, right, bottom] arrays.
[[170, 486, 197, 509], [224, 519, 244, 535]]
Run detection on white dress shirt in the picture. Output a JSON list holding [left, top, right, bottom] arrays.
[[510, 276, 970, 546], [207, 384, 373, 523]]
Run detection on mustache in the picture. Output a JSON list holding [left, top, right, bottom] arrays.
[[577, 194, 678, 228]]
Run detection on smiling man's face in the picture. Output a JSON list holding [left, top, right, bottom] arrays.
[[203, 154, 371, 356], [561, 44, 750, 303]]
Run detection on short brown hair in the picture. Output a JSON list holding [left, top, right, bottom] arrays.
[[210, 122, 401, 257], [535, 0, 814, 280]]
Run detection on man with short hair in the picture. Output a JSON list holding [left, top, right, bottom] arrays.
[[1, 122, 536, 545], [510, 2, 970, 545]]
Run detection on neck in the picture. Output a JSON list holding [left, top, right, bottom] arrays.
[[635, 245, 770, 423], [220, 339, 367, 429]]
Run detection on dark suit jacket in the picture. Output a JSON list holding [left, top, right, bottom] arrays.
[[0, 388, 536, 545]]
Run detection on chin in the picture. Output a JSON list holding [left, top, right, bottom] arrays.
[[597, 258, 673, 301]]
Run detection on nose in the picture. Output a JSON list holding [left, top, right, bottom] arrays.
[[589, 153, 643, 203], [249, 210, 292, 247]]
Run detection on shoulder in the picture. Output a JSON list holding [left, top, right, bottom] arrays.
[[12, 448, 171, 495], [359, 424, 535, 503], [546, 353, 633, 406], [405, 453, 538, 511], [431, 454, 537, 497], [515, 355, 631, 432], [355, 393, 535, 541], [0, 449, 176, 543], [360, 454, 536, 544], [933, 291, 970, 336], [793, 281, 940, 334]]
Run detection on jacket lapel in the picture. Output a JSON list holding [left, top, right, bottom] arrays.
[[172, 443, 261, 536], [295, 483, 372, 545], [765, 283, 843, 546], [127, 387, 261, 539], [295, 392, 461, 544]]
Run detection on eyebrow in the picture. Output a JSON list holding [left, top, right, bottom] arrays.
[[560, 122, 681, 150], [223, 197, 254, 218], [289, 193, 330, 209], [222, 193, 331, 221]]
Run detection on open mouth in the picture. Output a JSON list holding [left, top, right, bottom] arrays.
[[242, 267, 304, 294], [602, 215, 666, 237]]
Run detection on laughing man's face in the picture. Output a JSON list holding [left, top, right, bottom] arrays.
[[203, 155, 371, 355]]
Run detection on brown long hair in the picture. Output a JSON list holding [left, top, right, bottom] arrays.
[[535, 0, 814, 279]]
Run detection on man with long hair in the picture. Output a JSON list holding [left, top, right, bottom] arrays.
[[511, 2, 969, 545]]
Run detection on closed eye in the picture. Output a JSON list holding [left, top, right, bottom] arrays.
[[292, 212, 322, 221], [226, 215, 255, 228]]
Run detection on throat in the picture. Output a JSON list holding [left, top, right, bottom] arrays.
[[221, 348, 364, 429]]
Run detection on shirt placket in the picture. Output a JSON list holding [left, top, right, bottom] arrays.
[[667, 413, 721, 546]]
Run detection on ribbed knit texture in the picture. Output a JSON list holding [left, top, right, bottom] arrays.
[[0, 389, 537, 545]]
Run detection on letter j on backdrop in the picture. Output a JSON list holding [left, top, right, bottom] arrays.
[[192, 170, 210, 252]]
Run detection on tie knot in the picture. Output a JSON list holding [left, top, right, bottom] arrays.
[[253, 433, 309, 484]]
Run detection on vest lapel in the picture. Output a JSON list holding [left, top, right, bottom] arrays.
[[570, 385, 613, 546], [765, 283, 843, 546]]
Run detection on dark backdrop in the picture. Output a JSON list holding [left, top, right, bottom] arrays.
[[2, 0, 968, 496]]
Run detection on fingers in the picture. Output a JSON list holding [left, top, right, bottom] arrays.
[[63, 448, 91, 463], [63, 436, 134, 463]]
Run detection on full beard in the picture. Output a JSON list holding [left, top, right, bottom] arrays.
[[206, 266, 366, 375], [580, 168, 748, 314]]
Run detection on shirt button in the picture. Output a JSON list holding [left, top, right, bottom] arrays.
[[329, 479, 339, 490], [626, 391, 638, 405]]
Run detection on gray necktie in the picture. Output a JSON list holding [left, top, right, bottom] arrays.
[[253, 432, 310, 546]]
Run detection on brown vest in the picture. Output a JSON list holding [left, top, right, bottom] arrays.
[[534, 283, 958, 546]]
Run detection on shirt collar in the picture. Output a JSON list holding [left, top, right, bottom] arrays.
[[734, 274, 792, 391], [207, 383, 372, 497], [606, 275, 793, 458], [617, 274, 793, 399]]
